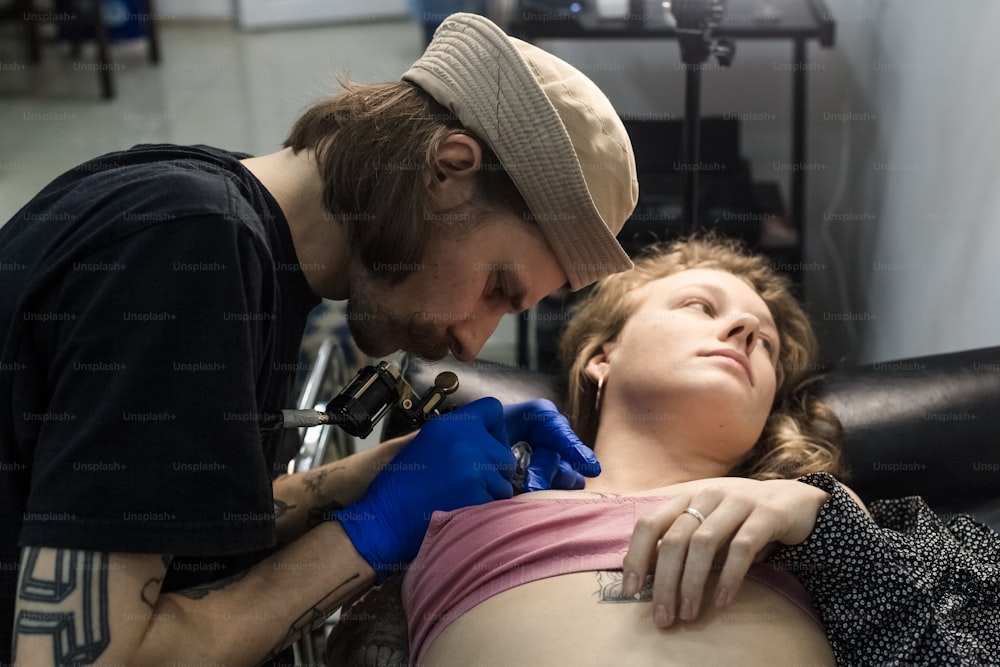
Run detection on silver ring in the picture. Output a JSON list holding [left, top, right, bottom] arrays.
[[682, 507, 706, 524]]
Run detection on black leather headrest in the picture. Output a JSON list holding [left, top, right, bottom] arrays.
[[813, 347, 1000, 505]]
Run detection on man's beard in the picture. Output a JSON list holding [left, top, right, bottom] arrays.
[[346, 279, 451, 360]]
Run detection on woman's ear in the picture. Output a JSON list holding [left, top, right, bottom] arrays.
[[423, 132, 483, 210], [584, 342, 617, 384]]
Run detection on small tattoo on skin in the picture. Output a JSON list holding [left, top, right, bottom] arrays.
[[140, 556, 172, 609], [273, 497, 297, 519], [303, 466, 345, 497], [595, 570, 653, 603], [262, 573, 361, 662], [175, 568, 250, 600], [303, 469, 328, 496]]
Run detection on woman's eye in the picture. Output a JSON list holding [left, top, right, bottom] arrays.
[[685, 300, 713, 315]]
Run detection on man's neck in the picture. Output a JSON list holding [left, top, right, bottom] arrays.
[[240, 147, 351, 300]]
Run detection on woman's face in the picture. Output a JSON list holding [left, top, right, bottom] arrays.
[[595, 268, 780, 454]]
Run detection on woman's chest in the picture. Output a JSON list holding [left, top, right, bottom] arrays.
[[422, 570, 834, 667]]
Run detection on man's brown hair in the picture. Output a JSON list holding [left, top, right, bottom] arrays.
[[285, 80, 531, 284]]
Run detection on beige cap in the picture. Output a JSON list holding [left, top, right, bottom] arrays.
[[402, 13, 637, 290]]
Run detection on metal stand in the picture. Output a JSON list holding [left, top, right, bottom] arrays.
[[670, 0, 734, 232], [682, 65, 703, 232]]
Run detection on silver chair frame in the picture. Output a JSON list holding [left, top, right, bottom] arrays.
[[288, 334, 355, 665]]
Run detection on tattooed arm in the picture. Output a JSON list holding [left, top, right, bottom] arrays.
[[272, 432, 415, 545], [12, 521, 375, 667]]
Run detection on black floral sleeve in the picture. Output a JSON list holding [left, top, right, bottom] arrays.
[[768, 473, 1000, 666]]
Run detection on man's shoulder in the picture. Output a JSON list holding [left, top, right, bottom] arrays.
[[77, 142, 251, 173], [86, 144, 260, 219], [48, 144, 270, 242], [0, 145, 277, 287], [59, 143, 246, 185]]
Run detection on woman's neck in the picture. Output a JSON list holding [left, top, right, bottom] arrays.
[[581, 416, 739, 495]]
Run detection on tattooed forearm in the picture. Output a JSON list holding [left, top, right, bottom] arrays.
[[259, 572, 362, 665], [175, 567, 251, 600], [13, 548, 111, 663], [594, 570, 653, 603]]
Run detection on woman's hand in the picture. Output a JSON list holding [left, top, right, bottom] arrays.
[[621, 477, 830, 628]]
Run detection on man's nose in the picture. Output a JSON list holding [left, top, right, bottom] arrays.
[[447, 308, 506, 362]]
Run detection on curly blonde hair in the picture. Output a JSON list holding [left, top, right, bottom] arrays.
[[559, 234, 847, 481]]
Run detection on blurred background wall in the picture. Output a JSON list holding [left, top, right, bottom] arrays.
[[3, 0, 998, 365]]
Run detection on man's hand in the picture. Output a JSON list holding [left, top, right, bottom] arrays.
[[620, 477, 834, 628], [501, 399, 601, 492], [332, 397, 516, 581]]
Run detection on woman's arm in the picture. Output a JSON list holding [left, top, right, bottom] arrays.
[[622, 476, 839, 627], [767, 473, 1000, 665]]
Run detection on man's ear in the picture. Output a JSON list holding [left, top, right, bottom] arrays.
[[584, 342, 617, 385], [424, 132, 483, 211]]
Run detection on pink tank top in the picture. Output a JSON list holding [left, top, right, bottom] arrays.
[[402, 496, 819, 664]]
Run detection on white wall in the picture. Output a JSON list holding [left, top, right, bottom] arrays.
[[153, 0, 235, 20], [827, 0, 1000, 363]]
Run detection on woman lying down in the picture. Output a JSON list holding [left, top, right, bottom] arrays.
[[327, 236, 1000, 666]]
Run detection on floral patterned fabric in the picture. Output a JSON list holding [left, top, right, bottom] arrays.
[[770, 473, 1000, 666]]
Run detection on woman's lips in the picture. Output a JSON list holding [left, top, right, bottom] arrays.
[[702, 349, 752, 383]]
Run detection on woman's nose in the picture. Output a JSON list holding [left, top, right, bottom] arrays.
[[721, 312, 761, 355]]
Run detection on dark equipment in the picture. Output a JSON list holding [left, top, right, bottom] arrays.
[[260, 361, 459, 439]]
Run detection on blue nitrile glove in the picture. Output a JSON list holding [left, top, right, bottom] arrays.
[[333, 397, 515, 582], [501, 399, 601, 493]]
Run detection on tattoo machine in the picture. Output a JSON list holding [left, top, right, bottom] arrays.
[[262, 360, 534, 494], [511, 441, 532, 495], [259, 360, 460, 438]]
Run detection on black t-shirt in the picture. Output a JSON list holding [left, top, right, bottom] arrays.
[[0, 144, 320, 662]]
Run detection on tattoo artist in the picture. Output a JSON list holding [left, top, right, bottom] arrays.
[[0, 13, 638, 667]]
